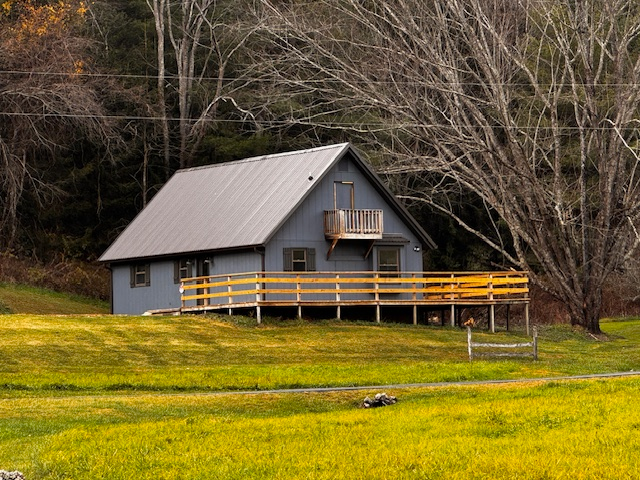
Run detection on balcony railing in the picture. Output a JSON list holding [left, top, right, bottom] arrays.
[[324, 209, 383, 238]]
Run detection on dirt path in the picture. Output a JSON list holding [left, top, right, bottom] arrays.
[[204, 370, 640, 396], [14, 370, 639, 402]]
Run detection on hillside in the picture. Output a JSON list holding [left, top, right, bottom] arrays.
[[0, 284, 109, 315]]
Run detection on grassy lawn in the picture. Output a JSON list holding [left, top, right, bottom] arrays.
[[0, 283, 109, 315], [1, 313, 639, 478], [0, 314, 638, 394]]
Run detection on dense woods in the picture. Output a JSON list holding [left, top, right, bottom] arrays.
[[2, 0, 640, 332]]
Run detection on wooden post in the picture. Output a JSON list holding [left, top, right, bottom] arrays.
[[180, 281, 185, 312], [450, 273, 456, 327], [227, 275, 232, 316], [525, 280, 530, 336], [467, 326, 473, 361], [336, 274, 341, 320], [374, 272, 381, 323], [255, 273, 261, 324], [489, 305, 495, 333], [533, 326, 538, 360], [506, 304, 510, 332], [296, 274, 302, 319], [412, 273, 417, 325], [488, 274, 495, 333]]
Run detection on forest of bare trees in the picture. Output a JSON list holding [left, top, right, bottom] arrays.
[[2, 0, 640, 332]]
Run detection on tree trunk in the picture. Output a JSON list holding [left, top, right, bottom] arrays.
[[581, 286, 603, 335]]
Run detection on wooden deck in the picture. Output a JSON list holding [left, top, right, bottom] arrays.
[[180, 271, 530, 332]]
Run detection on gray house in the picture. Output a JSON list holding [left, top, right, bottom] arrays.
[[100, 143, 436, 315]]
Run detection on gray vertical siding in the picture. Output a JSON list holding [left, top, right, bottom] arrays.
[[266, 153, 424, 272], [265, 153, 424, 302], [112, 260, 181, 314], [111, 250, 264, 314]]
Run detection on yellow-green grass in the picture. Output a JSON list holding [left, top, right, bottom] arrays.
[[1, 315, 640, 394], [0, 283, 109, 315], [3, 378, 639, 479], [2, 315, 640, 478]]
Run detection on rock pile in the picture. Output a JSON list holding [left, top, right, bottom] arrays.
[[362, 392, 397, 408], [0, 472, 24, 480]]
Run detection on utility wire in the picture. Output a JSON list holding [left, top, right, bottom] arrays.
[[2, 69, 640, 87], [0, 110, 637, 131]]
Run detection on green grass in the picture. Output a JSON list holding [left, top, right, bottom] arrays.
[[2, 314, 640, 478], [0, 315, 638, 394], [5, 378, 640, 479], [0, 283, 109, 315]]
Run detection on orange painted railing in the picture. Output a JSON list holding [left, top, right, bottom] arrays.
[[180, 271, 528, 310]]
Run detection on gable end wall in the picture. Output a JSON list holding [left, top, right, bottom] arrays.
[[265, 153, 424, 272]]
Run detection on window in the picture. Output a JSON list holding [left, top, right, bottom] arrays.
[[378, 248, 400, 276], [292, 249, 307, 272], [174, 259, 193, 284], [130, 264, 150, 287], [283, 248, 316, 272]]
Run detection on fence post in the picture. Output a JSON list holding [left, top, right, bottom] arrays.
[[336, 273, 341, 320], [533, 326, 538, 360], [412, 273, 418, 325], [180, 281, 185, 312], [296, 274, 302, 319], [467, 326, 473, 361], [375, 272, 381, 323], [227, 275, 232, 316], [255, 273, 261, 324], [489, 274, 495, 333], [450, 273, 456, 327]]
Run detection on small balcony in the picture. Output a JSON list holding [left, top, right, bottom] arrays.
[[324, 209, 383, 239]]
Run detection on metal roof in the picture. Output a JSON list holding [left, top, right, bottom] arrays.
[[99, 143, 435, 263]]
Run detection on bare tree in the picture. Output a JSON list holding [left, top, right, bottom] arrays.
[[0, 0, 117, 250], [147, 0, 172, 177], [252, 0, 640, 333], [146, 0, 260, 169]]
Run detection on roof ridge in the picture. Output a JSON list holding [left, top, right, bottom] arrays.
[[176, 142, 350, 174]]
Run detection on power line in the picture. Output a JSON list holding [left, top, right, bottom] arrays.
[[2, 69, 640, 87], [0, 110, 637, 131]]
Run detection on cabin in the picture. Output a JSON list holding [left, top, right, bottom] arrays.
[[100, 143, 529, 330]]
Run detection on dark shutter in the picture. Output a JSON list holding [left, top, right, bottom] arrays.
[[145, 264, 151, 286], [307, 248, 316, 271], [283, 248, 292, 271], [174, 261, 180, 284], [130, 265, 135, 288], [187, 261, 193, 278]]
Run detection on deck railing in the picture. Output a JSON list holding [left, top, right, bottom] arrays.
[[324, 209, 383, 237], [180, 271, 529, 329]]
